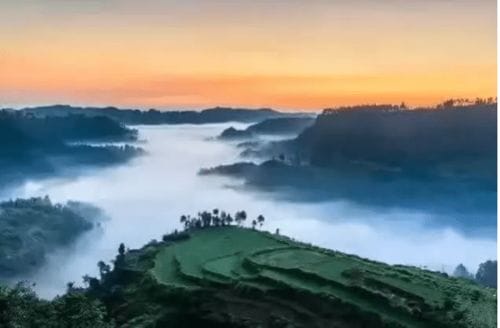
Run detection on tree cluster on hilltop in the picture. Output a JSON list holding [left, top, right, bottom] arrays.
[[452, 261, 497, 288], [178, 209, 265, 230]]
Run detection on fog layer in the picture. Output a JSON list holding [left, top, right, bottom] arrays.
[[5, 124, 496, 298]]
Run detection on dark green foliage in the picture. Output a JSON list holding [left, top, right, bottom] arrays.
[[162, 231, 190, 242], [453, 264, 473, 280], [0, 197, 95, 276], [178, 210, 250, 230], [0, 283, 113, 328], [475, 260, 497, 288]]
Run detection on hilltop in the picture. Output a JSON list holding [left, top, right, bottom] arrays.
[[86, 225, 495, 328]]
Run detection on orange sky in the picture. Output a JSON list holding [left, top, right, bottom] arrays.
[[0, 0, 496, 110]]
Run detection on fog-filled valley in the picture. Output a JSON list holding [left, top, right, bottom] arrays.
[[2, 121, 495, 299]]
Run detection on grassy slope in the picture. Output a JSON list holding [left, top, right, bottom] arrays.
[[117, 227, 495, 328]]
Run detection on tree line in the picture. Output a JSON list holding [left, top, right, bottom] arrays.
[[179, 209, 265, 230], [453, 260, 497, 288]]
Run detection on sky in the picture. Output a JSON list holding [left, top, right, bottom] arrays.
[[0, 0, 497, 110]]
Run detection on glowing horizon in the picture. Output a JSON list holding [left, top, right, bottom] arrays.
[[1, 0, 496, 111]]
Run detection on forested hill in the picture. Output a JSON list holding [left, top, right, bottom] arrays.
[[294, 103, 497, 176], [18, 105, 297, 125], [0, 111, 142, 186], [0, 197, 103, 277]]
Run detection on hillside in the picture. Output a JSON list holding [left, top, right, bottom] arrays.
[[91, 226, 496, 328]]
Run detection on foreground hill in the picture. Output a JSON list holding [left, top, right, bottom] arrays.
[[91, 226, 496, 328]]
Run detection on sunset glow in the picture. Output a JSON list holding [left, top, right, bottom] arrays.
[[1, 0, 496, 110]]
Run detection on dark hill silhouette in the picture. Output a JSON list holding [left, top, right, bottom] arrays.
[[219, 116, 315, 140], [18, 104, 299, 125], [0, 111, 142, 187]]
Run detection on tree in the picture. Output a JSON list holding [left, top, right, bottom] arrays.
[[220, 211, 227, 225], [257, 215, 265, 228], [82, 274, 100, 290], [116, 243, 126, 267], [97, 261, 110, 278], [180, 215, 188, 229], [200, 211, 212, 227], [212, 209, 220, 225], [251, 220, 257, 229], [475, 260, 497, 288], [453, 264, 473, 279], [226, 214, 234, 225], [235, 211, 247, 226], [118, 243, 125, 256]]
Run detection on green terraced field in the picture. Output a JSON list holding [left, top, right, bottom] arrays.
[[122, 227, 496, 328]]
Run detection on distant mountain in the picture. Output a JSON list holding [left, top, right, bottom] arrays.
[[219, 116, 316, 140], [19, 105, 301, 125]]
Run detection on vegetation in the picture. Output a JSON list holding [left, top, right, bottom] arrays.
[[0, 283, 112, 328], [0, 197, 102, 277], [475, 260, 497, 288]]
